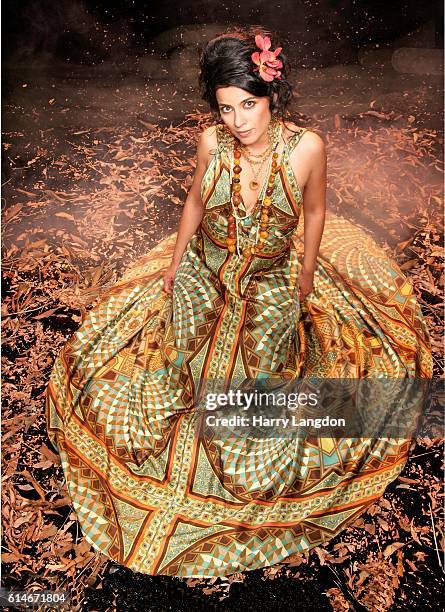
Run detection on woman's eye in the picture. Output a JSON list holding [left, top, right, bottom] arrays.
[[220, 101, 255, 113]]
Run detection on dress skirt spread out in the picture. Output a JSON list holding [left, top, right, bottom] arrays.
[[46, 125, 433, 577]]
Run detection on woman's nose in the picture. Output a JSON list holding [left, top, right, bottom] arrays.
[[233, 111, 246, 128]]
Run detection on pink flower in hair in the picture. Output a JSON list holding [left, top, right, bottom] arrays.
[[251, 34, 283, 82]]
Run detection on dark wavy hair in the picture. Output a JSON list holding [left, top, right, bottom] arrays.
[[199, 26, 293, 121]]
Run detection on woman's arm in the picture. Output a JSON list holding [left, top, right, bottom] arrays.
[[301, 133, 327, 273], [169, 128, 214, 265], [163, 127, 215, 294], [297, 133, 327, 298]]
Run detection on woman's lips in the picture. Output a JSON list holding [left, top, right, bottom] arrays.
[[238, 129, 252, 137]]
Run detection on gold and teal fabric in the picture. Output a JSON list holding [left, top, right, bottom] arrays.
[[46, 124, 432, 577]]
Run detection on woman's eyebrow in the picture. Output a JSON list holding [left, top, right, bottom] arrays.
[[217, 97, 256, 107]]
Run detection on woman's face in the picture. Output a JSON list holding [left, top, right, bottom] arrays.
[[215, 86, 272, 144]]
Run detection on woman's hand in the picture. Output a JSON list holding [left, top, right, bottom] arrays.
[[162, 262, 180, 295], [298, 269, 314, 301]]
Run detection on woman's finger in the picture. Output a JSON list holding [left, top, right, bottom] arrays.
[[163, 277, 172, 294]]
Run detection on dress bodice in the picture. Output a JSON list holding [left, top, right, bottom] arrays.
[[200, 123, 306, 221], [198, 123, 307, 270]]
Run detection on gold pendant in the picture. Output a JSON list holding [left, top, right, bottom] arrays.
[[250, 180, 259, 190]]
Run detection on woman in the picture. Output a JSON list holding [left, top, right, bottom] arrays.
[[46, 27, 432, 577], [162, 35, 325, 306]]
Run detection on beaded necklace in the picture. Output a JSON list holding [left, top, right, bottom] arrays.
[[226, 118, 282, 260]]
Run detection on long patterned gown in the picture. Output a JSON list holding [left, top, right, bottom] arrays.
[[46, 124, 433, 577]]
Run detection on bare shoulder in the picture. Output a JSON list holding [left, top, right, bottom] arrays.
[[283, 122, 326, 192], [197, 125, 219, 167], [304, 130, 325, 148], [283, 121, 325, 153], [200, 125, 218, 144], [302, 131, 326, 158]]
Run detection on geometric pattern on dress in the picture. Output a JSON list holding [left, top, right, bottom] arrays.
[[46, 122, 433, 577]]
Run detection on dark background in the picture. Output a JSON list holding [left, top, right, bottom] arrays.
[[3, 0, 443, 68]]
